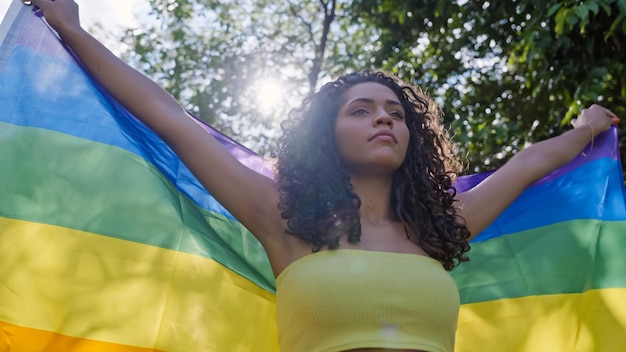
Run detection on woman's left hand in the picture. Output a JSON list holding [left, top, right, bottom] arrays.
[[571, 104, 620, 136]]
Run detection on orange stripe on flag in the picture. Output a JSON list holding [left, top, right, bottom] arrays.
[[0, 321, 160, 352]]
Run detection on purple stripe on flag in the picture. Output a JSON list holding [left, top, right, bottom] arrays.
[[456, 127, 619, 193]]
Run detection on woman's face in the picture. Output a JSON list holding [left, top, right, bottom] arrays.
[[334, 82, 410, 176]]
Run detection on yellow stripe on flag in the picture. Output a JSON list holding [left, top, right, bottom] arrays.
[[456, 288, 626, 351], [0, 217, 279, 351]]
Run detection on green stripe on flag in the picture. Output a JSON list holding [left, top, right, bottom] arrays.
[[452, 219, 626, 304], [0, 121, 275, 292]]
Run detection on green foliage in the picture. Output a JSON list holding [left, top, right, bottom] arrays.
[[120, 0, 370, 155], [350, 0, 626, 173], [120, 0, 626, 174], [123, 0, 290, 154]]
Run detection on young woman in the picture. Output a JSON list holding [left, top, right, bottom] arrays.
[[31, 1, 620, 351]]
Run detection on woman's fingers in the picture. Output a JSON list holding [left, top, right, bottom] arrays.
[[601, 107, 620, 124], [30, 0, 49, 9], [29, 0, 81, 32]]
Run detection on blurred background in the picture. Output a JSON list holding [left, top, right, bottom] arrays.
[[3, 0, 625, 174]]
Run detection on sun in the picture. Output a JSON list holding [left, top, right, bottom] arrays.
[[253, 79, 285, 115]]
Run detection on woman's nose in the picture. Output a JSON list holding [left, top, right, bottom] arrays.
[[374, 110, 393, 127]]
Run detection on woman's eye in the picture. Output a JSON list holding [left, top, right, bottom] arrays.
[[391, 111, 404, 119], [352, 108, 368, 115]]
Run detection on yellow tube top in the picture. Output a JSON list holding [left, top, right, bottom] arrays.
[[275, 249, 459, 352]]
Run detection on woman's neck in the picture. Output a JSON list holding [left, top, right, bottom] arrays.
[[349, 175, 397, 224]]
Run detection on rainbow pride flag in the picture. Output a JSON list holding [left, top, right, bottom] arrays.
[[0, 3, 277, 351], [1, 3, 625, 351], [451, 131, 626, 350]]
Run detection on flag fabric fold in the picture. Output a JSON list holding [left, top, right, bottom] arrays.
[[1, 3, 625, 351]]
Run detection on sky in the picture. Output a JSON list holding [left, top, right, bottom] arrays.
[[0, 0, 145, 51], [0, 0, 290, 152]]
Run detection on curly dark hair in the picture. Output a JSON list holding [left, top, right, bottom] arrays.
[[275, 71, 471, 270]]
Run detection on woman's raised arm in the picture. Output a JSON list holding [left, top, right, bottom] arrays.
[[31, 0, 286, 250], [456, 104, 619, 238]]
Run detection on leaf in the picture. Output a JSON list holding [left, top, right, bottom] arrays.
[[547, 3, 562, 17], [554, 7, 570, 35], [605, 13, 626, 40], [586, 1, 599, 15], [563, 89, 573, 106], [567, 9, 580, 27], [561, 102, 579, 126], [575, 4, 589, 21], [590, 66, 608, 77], [600, 1, 612, 16]]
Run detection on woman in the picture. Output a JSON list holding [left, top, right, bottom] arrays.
[[30, 1, 619, 351]]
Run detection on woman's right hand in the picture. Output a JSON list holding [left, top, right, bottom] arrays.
[[31, 0, 81, 35]]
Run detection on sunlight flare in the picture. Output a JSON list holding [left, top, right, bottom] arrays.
[[253, 79, 285, 115]]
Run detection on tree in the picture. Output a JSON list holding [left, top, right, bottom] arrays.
[[350, 0, 626, 173], [119, 0, 626, 174], [119, 0, 378, 155]]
